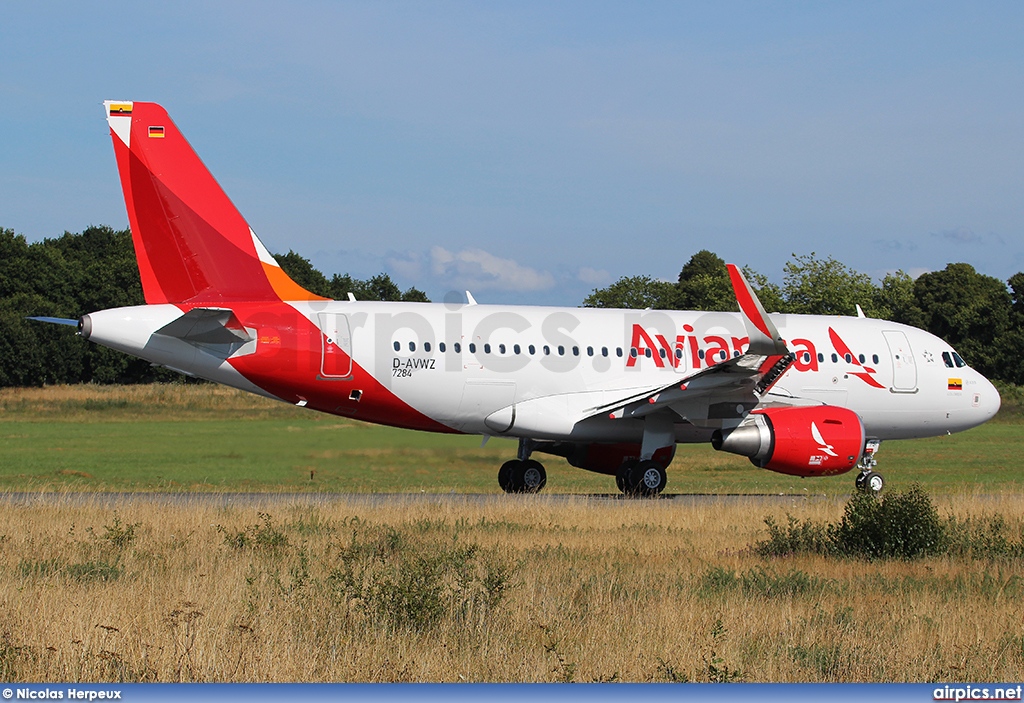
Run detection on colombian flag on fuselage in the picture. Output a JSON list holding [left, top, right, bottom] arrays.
[[948, 378, 963, 391]]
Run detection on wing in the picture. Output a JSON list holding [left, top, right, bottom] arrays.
[[587, 265, 794, 430]]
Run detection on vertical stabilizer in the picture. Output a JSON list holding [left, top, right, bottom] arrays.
[[104, 100, 326, 305]]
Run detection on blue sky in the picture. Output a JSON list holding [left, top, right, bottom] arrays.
[[2, 2, 1022, 305]]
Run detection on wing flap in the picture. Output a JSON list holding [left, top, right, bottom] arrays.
[[588, 265, 794, 429]]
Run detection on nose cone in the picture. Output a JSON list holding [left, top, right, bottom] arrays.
[[979, 375, 1002, 422]]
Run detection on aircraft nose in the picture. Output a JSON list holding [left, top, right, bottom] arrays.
[[976, 374, 1001, 422]]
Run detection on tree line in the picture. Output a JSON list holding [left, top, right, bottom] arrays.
[[584, 250, 1024, 384], [0, 226, 424, 387], [1, 226, 1021, 386]]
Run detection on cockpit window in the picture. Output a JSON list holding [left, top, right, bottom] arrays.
[[942, 351, 954, 368], [952, 352, 967, 368]]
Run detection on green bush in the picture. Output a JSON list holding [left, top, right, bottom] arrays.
[[832, 485, 946, 559], [755, 485, 1001, 561], [757, 514, 832, 557]]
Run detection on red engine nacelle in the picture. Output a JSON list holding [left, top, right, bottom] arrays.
[[711, 405, 865, 477], [546, 442, 675, 476]]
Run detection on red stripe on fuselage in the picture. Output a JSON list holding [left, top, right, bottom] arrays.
[[214, 301, 456, 434]]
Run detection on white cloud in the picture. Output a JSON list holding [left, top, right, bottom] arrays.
[[429, 246, 555, 292], [577, 266, 611, 285]]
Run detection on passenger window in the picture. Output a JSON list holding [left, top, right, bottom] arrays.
[[817, 353, 824, 362], [544, 345, 551, 355], [499, 344, 506, 354], [409, 341, 416, 352], [659, 348, 666, 359], [831, 353, 838, 363], [572, 346, 580, 356], [698, 349, 705, 360], [602, 347, 609, 357], [393, 341, 400, 352], [630, 348, 638, 358], [644, 348, 652, 358], [858, 354, 864, 363], [484, 344, 491, 354], [424, 342, 431, 352], [439, 342, 446, 353], [469, 343, 476, 353], [558, 345, 565, 356], [528, 344, 536, 355], [454, 342, 461, 353], [514, 344, 521, 355], [617, 348, 623, 358], [675, 348, 682, 359], [803, 352, 810, 363], [872, 354, 879, 364], [587, 346, 594, 357]]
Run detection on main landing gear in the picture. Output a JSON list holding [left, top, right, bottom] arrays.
[[497, 458, 547, 494], [854, 439, 884, 494], [615, 459, 667, 497]]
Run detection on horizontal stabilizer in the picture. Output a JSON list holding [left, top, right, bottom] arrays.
[[26, 316, 79, 327], [155, 308, 253, 345]]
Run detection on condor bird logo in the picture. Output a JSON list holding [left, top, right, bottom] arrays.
[[828, 327, 885, 389], [811, 421, 838, 458]]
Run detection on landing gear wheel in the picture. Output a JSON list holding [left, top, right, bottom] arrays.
[[498, 460, 520, 493], [498, 459, 547, 494], [520, 459, 547, 493], [631, 459, 667, 497], [855, 471, 884, 494], [615, 460, 637, 494]]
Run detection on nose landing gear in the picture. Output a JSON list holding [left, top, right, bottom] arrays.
[[854, 439, 884, 494]]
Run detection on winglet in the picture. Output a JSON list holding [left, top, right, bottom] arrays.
[[726, 264, 788, 356]]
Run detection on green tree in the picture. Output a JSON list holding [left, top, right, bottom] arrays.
[[782, 253, 878, 316], [874, 270, 922, 325], [913, 263, 1011, 377], [582, 275, 676, 309], [274, 251, 331, 298], [675, 250, 735, 311]]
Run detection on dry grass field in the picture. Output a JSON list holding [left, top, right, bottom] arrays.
[[1, 493, 1023, 682]]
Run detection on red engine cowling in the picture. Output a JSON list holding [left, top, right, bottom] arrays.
[[549, 442, 675, 476], [711, 405, 864, 477]]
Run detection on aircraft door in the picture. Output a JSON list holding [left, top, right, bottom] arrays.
[[882, 330, 917, 392], [318, 312, 353, 379]]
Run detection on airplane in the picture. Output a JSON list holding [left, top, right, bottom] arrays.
[[33, 100, 1002, 496]]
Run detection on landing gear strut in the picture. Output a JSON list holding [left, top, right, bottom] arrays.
[[855, 439, 884, 494]]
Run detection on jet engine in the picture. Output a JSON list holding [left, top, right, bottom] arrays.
[[711, 406, 864, 477]]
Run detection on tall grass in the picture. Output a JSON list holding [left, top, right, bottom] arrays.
[[1, 493, 1023, 682]]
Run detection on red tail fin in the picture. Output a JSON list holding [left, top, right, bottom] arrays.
[[105, 100, 326, 305]]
